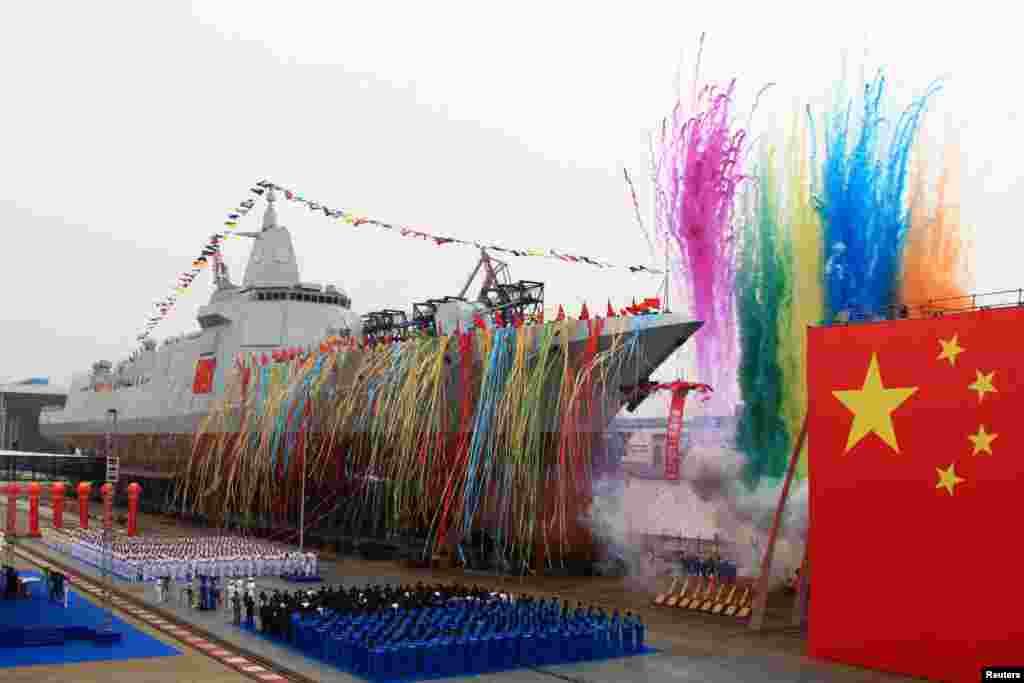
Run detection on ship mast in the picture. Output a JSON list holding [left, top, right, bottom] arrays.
[[458, 249, 510, 303]]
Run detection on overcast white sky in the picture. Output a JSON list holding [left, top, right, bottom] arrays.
[[1, 2, 1020, 410]]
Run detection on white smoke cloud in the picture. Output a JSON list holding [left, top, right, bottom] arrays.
[[587, 442, 808, 587]]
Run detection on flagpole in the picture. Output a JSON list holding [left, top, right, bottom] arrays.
[[749, 413, 807, 631]]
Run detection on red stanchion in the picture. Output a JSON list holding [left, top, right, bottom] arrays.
[[5, 483, 19, 536], [100, 483, 113, 529], [77, 481, 92, 529], [51, 482, 65, 529], [127, 482, 141, 537], [27, 482, 41, 537]]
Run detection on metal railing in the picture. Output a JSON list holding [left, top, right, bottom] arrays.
[[819, 288, 1024, 326], [0, 450, 105, 483]]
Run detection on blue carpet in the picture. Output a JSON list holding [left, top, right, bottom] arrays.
[[0, 572, 181, 668]]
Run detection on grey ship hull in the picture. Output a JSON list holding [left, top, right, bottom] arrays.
[[42, 315, 699, 453]]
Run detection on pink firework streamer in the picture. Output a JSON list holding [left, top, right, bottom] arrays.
[[653, 79, 750, 408]]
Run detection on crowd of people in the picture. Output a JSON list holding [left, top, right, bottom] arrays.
[[679, 552, 738, 581], [232, 581, 647, 679], [41, 528, 318, 583]]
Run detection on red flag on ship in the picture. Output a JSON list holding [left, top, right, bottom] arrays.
[[192, 357, 217, 394]]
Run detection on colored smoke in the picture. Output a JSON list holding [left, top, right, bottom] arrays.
[[900, 139, 972, 306], [735, 146, 792, 485], [654, 78, 748, 410], [818, 72, 940, 319]]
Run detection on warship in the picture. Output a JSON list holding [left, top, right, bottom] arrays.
[[40, 189, 702, 501]]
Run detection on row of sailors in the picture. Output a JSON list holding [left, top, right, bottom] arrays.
[[60, 529, 287, 560], [43, 530, 317, 582]]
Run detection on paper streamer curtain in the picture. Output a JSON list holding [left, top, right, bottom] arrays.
[[176, 315, 658, 566], [139, 181, 665, 341]]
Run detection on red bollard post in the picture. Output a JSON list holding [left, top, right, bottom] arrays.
[[51, 482, 65, 529], [77, 481, 92, 529], [27, 482, 41, 537], [100, 483, 113, 530], [5, 483, 20, 536], [127, 482, 141, 537]]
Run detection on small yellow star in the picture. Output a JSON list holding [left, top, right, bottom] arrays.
[[968, 370, 997, 402], [935, 462, 965, 495], [936, 335, 965, 366], [968, 425, 998, 455]]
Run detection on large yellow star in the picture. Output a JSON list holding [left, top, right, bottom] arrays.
[[968, 370, 997, 402], [935, 462, 965, 495], [832, 353, 919, 453], [968, 425, 998, 456], [936, 335, 965, 366]]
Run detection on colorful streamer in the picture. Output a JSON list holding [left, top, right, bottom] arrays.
[[177, 315, 652, 567]]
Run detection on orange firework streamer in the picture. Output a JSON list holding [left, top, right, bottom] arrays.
[[900, 140, 973, 307]]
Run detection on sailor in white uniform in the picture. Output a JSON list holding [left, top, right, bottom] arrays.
[[303, 552, 316, 577], [225, 580, 236, 620]]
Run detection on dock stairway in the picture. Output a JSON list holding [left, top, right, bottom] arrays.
[[105, 456, 119, 485]]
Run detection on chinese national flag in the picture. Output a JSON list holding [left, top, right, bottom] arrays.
[[807, 308, 1024, 682], [191, 356, 217, 394]]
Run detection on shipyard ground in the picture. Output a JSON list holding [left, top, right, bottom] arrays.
[[0, 498, 921, 682]]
